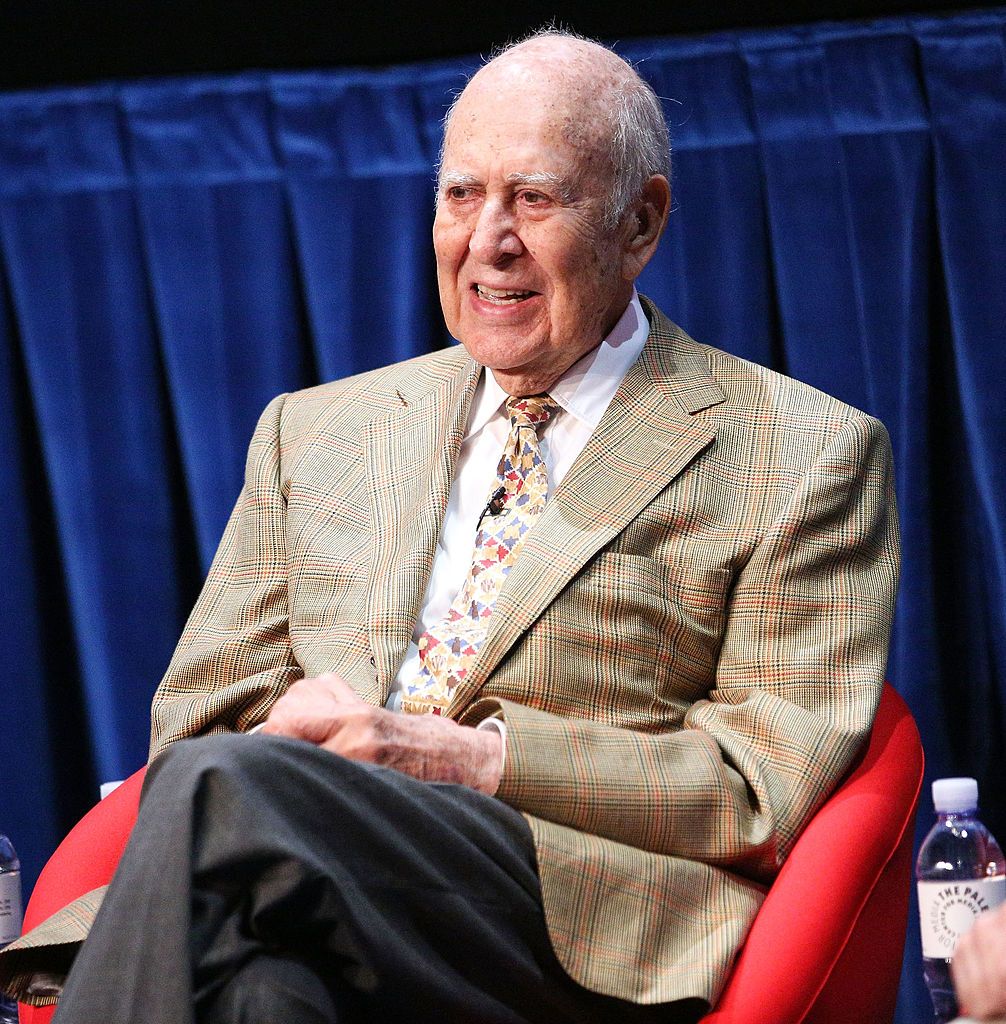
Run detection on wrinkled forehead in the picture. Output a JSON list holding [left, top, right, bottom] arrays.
[[442, 57, 615, 170]]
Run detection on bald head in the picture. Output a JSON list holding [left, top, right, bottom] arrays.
[[441, 31, 670, 229], [467, 33, 641, 118], [460, 37, 632, 190]]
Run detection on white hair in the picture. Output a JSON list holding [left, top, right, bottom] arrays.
[[605, 68, 672, 227], [438, 28, 671, 229]]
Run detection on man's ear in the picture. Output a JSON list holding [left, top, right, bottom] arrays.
[[621, 174, 671, 281]]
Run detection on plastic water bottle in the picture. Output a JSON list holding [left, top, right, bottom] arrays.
[[916, 777, 1006, 1023], [0, 833, 22, 1024]]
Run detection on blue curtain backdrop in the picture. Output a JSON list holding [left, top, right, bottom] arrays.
[[1, 9, 1003, 1019]]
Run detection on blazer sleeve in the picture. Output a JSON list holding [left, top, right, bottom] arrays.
[[149, 393, 303, 760], [463, 413, 900, 884]]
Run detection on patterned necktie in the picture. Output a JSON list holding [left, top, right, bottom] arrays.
[[400, 394, 559, 715]]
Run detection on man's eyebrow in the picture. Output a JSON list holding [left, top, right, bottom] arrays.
[[439, 171, 480, 189], [438, 170, 575, 201], [505, 172, 574, 200]]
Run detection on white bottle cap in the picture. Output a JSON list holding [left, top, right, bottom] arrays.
[[932, 777, 979, 812]]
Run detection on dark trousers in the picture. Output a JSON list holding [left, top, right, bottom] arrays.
[[52, 734, 704, 1024]]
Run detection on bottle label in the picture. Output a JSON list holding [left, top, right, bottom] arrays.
[[918, 876, 1006, 958], [0, 872, 21, 946]]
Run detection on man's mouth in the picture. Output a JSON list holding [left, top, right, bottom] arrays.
[[474, 285, 536, 305]]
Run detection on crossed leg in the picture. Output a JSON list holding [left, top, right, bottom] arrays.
[[53, 733, 702, 1024]]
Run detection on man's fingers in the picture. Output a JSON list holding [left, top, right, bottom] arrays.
[[262, 674, 349, 738], [258, 675, 499, 793], [314, 672, 363, 703]]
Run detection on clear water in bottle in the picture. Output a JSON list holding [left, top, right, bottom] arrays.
[[0, 833, 21, 1024], [917, 777, 1006, 1023]]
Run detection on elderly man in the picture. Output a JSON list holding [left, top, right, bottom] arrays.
[[2, 29, 899, 1024]]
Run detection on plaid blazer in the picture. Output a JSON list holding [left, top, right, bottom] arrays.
[[0, 299, 900, 1008]]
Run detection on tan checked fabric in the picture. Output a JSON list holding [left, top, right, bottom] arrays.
[[401, 395, 557, 715], [0, 298, 901, 1010]]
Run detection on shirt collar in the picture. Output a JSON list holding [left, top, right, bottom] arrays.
[[465, 290, 649, 437]]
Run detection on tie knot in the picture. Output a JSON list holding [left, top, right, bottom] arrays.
[[506, 394, 558, 431]]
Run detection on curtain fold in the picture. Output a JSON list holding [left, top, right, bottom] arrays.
[[1, 11, 1003, 1019]]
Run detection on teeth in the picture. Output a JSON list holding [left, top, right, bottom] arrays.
[[476, 285, 533, 304]]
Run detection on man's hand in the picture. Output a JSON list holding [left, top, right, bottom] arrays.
[[952, 901, 1006, 1020], [260, 673, 502, 795]]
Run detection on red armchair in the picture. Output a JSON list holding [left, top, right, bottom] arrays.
[[700, 682, 923, 1023], [19, 682, 923, 1024]]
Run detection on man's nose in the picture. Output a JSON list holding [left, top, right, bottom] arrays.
[[467, 199, 522, 264]]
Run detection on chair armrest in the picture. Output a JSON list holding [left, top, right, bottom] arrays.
[[701, 683, 924, 1023], [22, 767, 146, 932]]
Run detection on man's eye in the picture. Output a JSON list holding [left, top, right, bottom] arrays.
[[520, 190, 547, 205], [446, 186, 474, 201]]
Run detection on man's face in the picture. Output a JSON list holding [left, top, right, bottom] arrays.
[[433, 67, 634, 396]]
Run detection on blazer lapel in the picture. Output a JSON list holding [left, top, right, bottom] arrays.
[[364, 356, 481, 701], [446, 318, 725, 714]]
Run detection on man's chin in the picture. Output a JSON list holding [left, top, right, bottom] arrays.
[[457, 330, 548, 373]]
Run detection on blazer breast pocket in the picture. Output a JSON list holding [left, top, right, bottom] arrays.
[[499, 552, 732, 729]]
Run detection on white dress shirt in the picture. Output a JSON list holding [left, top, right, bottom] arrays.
[[387, 291, 651, 743]]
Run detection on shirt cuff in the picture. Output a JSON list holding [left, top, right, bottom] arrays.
[[475, 717, 507, 773]]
